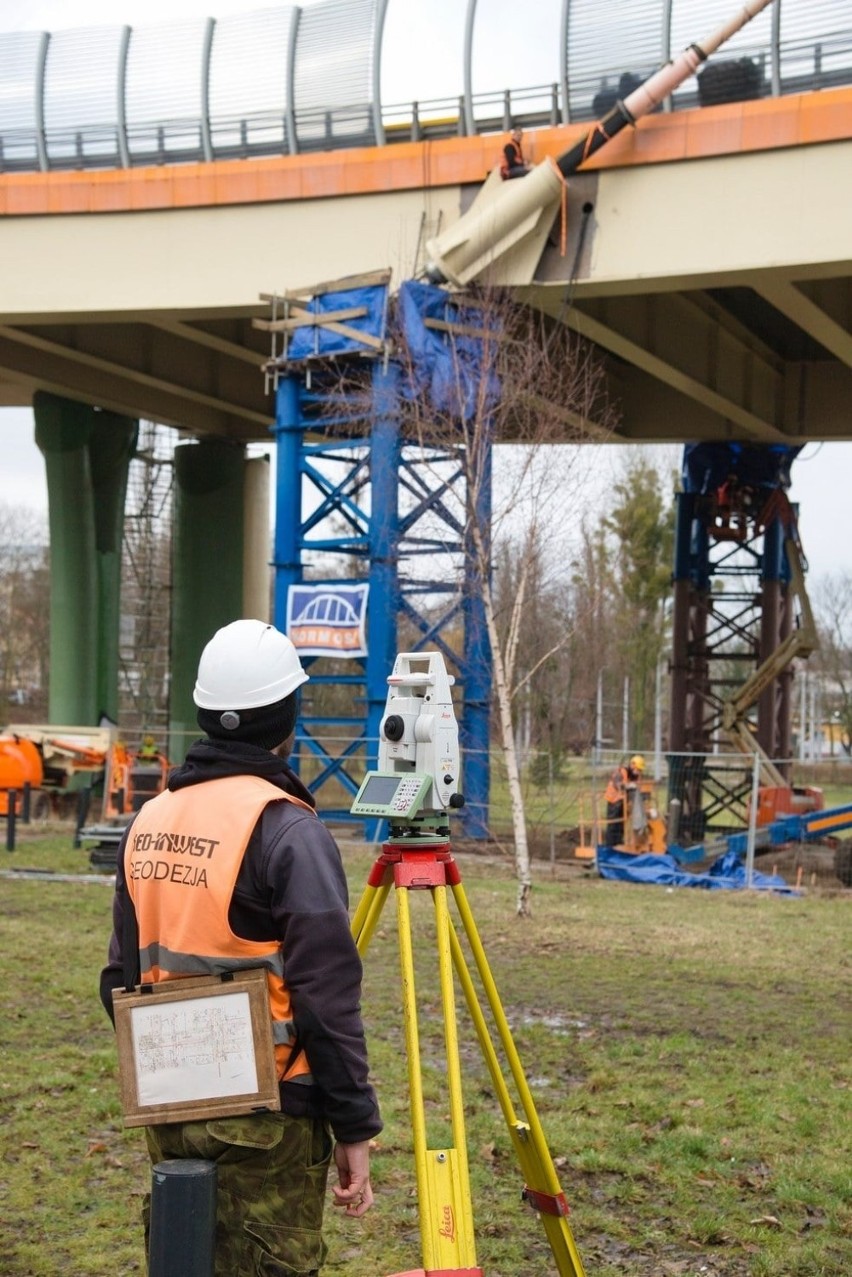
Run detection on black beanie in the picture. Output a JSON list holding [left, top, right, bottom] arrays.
[[197, 692, 298, 752]]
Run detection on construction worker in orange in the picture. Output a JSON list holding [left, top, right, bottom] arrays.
[[500, 124, 532, 179], [604, 754, 646, 847], [100, 619, 381, 1273]]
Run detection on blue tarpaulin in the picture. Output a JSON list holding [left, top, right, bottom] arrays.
[[397, 280, 500, 420], [287, 282, 389, 361], [597, 848, 798, 893], [681, 442, 802, 495]]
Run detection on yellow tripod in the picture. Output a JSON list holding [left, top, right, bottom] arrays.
[[351, 837, 587, 1277]]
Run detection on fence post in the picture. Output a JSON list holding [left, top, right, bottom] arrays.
[[548, 750, 555, 867], [745, 754, 761, 890], [148, 1159, 217, 1277]]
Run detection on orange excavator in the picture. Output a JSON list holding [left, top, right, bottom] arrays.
[[0, 725, 169, 830]]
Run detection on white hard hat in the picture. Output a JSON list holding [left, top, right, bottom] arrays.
[[193, 619, 308, 710]]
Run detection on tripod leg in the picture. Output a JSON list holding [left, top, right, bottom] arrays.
[[395, 883, 480, 1274], [448, 882, 587, 1277], [351, 877, 393, 954]]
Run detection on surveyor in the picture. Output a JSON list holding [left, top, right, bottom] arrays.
[[100, 618, 382, 1275], [603, 753, 646, 847]]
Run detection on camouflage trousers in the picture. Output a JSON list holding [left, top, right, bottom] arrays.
[[143, 1111, 333, 1276]]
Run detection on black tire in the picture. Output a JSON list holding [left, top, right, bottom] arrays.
[[834, 840, 852, 887]]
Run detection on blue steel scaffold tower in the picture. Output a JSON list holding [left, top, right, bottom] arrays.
[[262, 275, 491, 838]]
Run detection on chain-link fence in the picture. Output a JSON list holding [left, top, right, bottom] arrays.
[[272, 733, 852, 859]]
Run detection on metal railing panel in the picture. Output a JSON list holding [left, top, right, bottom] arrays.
[[564, 0, 666, 123], [124, 17, 209, 166], [207, 6, 295, 159], [42, 26, 126, 169], [0, 31, 44, 171], [670, 0, 774, 109], [0, 1, 850, 174], [292, 0, 380, 152], [778, 0, 852, 94], [468, 0, 564, 130]]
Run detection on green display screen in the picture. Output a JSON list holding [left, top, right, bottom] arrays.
[[350, 772, 430, 818], [359, 774, 405, 806]]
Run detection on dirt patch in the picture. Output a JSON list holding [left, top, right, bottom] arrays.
[[754, 841, 846, 890]]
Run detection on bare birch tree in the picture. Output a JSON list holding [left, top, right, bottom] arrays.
[[394, 286, 616, 915], [812, 571, 852, 755]]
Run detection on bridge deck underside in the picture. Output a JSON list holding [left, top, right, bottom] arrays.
[[0, 110, 849, 449]]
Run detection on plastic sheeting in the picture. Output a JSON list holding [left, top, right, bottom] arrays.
[[681, 442, 802, 495], [286, 282, 389, 361], [397, 280, 500, 421], [596, 848, 798, 894]]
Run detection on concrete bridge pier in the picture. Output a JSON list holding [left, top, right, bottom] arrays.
[[169, 437, 256, 760], [34, 391, 137, 729]]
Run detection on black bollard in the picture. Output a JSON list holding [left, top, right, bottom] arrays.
[[148, 1159, 217, 1277], [73, 787, 91, 850], [6, 791, 16, 851]]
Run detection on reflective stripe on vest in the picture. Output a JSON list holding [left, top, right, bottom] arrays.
[[125, 774, 315, 1082]]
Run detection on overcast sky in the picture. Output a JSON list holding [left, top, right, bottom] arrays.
[[0, 0, 849, 581]]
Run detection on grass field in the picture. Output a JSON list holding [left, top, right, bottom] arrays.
[[1, 828, 849, 1276]]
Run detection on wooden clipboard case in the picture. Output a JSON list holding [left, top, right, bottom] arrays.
[[112, 968, 281, 1128]]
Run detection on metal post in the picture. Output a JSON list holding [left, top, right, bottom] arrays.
[[548, 750, 555, 867], [366, 363, 401, 839], [148, 1160, 216, 1277], [73, 787, 91, 849], [745, 753, 760, 890], [595, 670, 603, 766], [622, 676, 629, 753], [6, 793, 16, 851], [272, 375, 305, 774], [272, 376, 304, 630], [654, 661, 662, 781]]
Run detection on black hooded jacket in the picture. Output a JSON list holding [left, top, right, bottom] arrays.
[[99, 737, 382, 1144]]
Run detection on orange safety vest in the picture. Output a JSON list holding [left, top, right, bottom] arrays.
[[501, 137, 525, 178], [125, 774, 315, 1082], [604, 766, 629, 806]]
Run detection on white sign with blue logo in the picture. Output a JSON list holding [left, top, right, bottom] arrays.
[[286, 583, 369, 657]]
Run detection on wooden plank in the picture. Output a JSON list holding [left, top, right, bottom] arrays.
[[258, 269, 391, 304], [254, 314, 384, 351], [423, 317, 498, 341], [253, 306, 368, 333]]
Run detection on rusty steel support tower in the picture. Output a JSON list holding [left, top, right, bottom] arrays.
[[667, 444, 807, 843]]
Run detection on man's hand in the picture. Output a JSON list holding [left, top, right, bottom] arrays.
[[331, 1139, 374, 1217]]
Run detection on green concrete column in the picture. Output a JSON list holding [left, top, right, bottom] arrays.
[[170, 438, 245, 759], [89, 412, 138, 723], [34, 392, 137, 726]]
